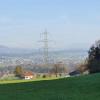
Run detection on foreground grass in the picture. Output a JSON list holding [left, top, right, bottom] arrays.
[[0, 74, 100, 100]]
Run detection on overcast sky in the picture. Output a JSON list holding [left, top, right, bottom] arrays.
[[0, 0, 100, 50]]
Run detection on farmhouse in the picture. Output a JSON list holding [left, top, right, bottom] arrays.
[[21, 71, 34, 80]]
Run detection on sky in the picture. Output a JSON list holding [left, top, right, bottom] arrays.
[[0, 0, 100, 50]]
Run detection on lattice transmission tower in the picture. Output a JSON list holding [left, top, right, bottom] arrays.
[[43, 30, 49, 66], [40, 30, 49, 66]]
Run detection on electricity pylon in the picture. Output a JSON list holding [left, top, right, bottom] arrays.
[[43, 30, 49, 66], [40, 30, 49, 66]]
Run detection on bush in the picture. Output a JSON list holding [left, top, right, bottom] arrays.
[[42, 74, 46, 78]]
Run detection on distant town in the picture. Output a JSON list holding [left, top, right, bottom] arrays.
[[0, 47, 87, 80]]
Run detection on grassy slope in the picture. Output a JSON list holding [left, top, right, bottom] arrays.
[[0, 74, 100, 100]]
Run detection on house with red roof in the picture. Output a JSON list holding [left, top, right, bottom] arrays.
[[21, 71, 34, 80]]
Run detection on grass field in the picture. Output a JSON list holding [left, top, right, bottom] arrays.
[[0, 74, 100, 100], [0, 77, 59, 84]]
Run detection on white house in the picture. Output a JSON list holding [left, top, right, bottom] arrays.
[[22, 71, 34, 80]]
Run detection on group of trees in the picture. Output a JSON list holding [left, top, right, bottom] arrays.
[[87, 40, 100, 73], [51, 62, 67, 77], [77, 40, 100, 74], [85, 40, 100, 73], [14, 62, 67, 78]]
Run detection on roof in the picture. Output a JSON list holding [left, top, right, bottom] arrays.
[[21, 71, 33, 77], [69, 70, 80, 76]]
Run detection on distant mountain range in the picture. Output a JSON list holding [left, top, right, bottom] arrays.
[[0, 45, 88, 56], [0, 45, 34, 55]]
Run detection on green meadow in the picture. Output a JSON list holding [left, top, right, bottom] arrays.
[[0, 74, 100, 100]]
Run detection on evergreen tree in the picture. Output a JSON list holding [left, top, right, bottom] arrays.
[[88, 40, 100, 73]]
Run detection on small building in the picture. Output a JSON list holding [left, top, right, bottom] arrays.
[[21, 71, 34, 80], [69, 70, 80, 76]]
